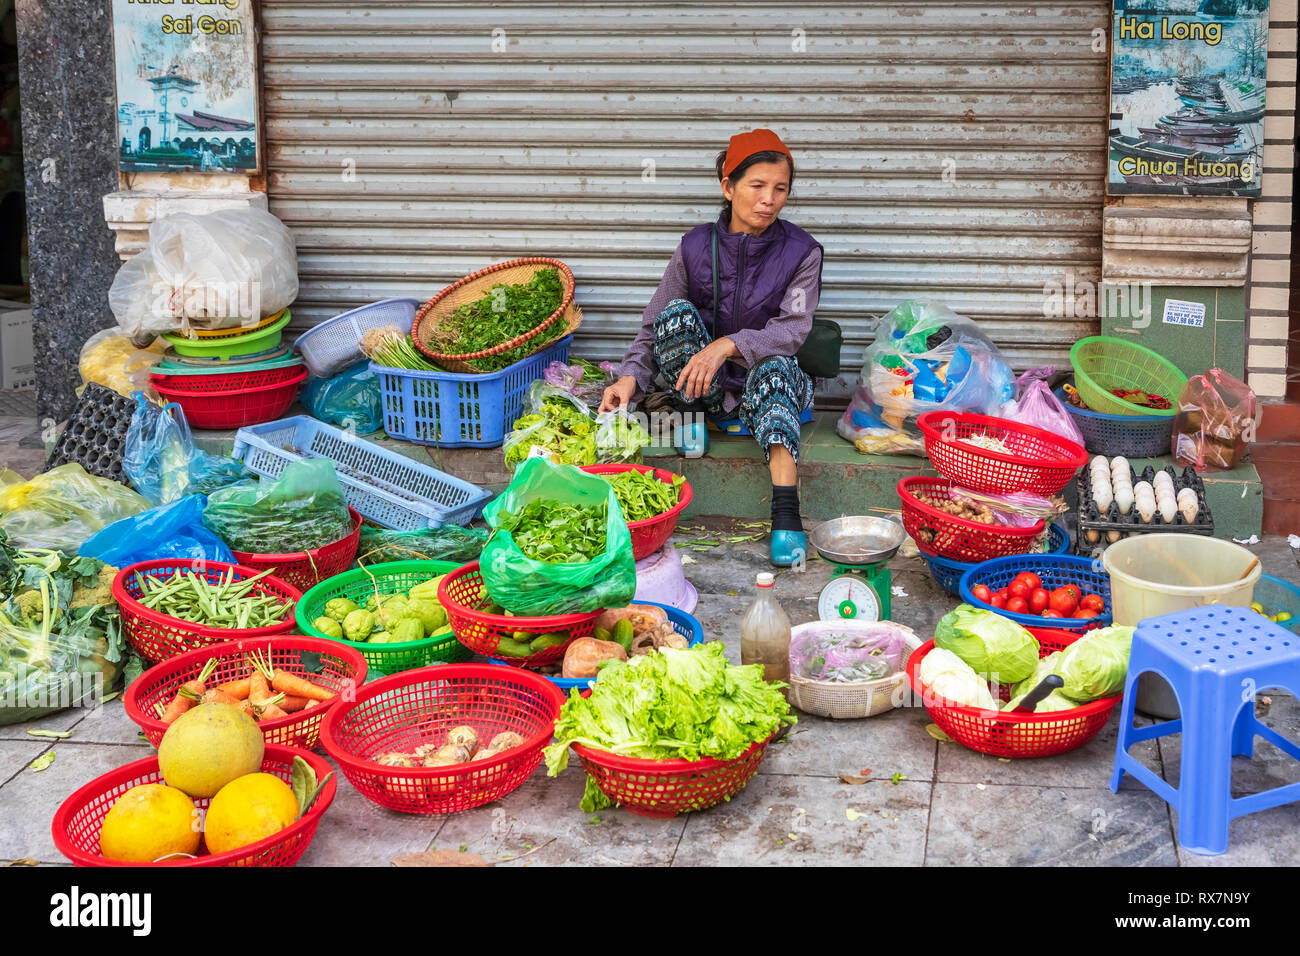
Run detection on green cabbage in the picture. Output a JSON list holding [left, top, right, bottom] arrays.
[[934, 604, 1040, 685], [1011, 651, 1063, 700], [918, 647, 997, 710], [1055, 625, 1133, 702]]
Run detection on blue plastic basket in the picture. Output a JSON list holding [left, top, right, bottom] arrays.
[[372, 335, 572, 448], [231, 415, 492, 529], [958, 553, 1112, 633], [488, 601, 704, 692], [1056, 387, 1174, 459], [1253, 574, 1300, 633], [925, 522, 1069, 596], [293, 298, 422, 379]]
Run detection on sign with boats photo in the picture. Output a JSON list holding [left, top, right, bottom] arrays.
[[1108, 0, 1268, 197]]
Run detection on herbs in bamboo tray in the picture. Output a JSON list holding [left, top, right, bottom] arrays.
[[494, 499, 607, 564], [133, 567, 292, 629], [431, 268, 566, 372], [598, 470, 684, 523]]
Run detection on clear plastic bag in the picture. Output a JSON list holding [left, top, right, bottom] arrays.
[[480, 458, 636, 615], [502, 383, 599, 470], [356, 524, 489, 565], [0, 464, 150, 554], [836, 301, 1015, 456], [1007, 378, 1085, 448], [0, 608, 125, 726], [950, 486, 1067, 528], [201, 459, 353, 555], [542, 359, 616, 406], [301, 361, 384, 434], [1173, 369, 1258, 472], [108, 207, 299, 342], [77, 328, 164, 400], [595, 409, 651, 464], [122, 393, 252, 506], [79, 495, 235, 566], [789, 622, 915, 682]]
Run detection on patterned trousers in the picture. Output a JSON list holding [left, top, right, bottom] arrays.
[[652, 299, 813, 463]]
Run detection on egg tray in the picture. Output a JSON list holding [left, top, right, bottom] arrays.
[[43, 383, 136, 484], [1075, 464, 1214, 549]]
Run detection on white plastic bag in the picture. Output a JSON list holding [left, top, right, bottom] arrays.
[[108, 207, 299, 342]]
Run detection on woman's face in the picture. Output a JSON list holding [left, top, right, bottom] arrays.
[[722, 158, 791, 235]]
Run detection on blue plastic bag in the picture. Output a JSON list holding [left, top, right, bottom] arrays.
[[301, 361, 384, 434], [79, 495, 235, 566], [123, 393, 251, 505]]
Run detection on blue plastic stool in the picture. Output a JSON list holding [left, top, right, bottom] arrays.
[[1109, 605, 1300, 855], [711, 406, 814, 436]]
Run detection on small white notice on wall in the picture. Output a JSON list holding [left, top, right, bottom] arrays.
[[1162, 299, 1206, 328]]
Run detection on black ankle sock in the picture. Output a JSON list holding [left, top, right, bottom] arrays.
[[771, 484, 802, 532]]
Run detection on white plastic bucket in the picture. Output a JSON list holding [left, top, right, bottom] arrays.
[[1102, 533, 1261, 718]]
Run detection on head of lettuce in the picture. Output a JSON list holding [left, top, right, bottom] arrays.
[[934, 604, 1040, 685]]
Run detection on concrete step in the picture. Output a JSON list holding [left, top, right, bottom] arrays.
[[191, 409, 1265, 541]]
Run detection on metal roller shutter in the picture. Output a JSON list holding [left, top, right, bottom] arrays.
[[260, 2, 1108, 395]]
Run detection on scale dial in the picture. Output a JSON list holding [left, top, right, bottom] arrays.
[[817, 574, 882, 622]]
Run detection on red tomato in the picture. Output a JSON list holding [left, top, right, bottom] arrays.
[[1079, 594, 1105, 613], [994, 588, 1009, 603], [971, 584, 992, 604], [1029, 588, 1050, 614], [1014, 572, 1043, 591], [1006, 596, 1029, 614], [1072, 607, 1097, 619], [1007, 581, 1031, 600], [1041, 609, 1065, 618], [991, 593, 1008, 609], [1049, 587, 1079, 616]]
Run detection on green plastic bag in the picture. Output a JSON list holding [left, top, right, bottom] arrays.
[[201, 459, 353, 555], [480, 458, 635, 615]]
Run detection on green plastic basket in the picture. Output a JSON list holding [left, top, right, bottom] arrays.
[[1069, 336, 1187, 418], [162, 309, 292, 360], [295, 559, 470, 675]]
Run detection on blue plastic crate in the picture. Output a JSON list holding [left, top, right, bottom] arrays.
[[487, 601, 703, 692], [231, 415, 491, 529], [1056, 387, 1173, 459], [958, 552, 1112, 633], [925, 522, 1069, 596], [372, 335, 573, 448]]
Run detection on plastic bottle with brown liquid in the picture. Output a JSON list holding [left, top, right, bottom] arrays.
[[740, 572, 791, 693]]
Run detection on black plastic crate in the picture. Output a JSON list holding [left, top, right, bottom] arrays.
[[1076, 463, 1213, 555], [44, 384, 137, 484]]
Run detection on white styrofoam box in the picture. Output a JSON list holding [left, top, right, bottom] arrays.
[[1, 309, 34, 390]]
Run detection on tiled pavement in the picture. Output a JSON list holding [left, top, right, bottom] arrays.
[[2, 525, 1298, 867]]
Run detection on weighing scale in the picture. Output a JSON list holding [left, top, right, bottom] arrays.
[[809, 516, 906, 622]]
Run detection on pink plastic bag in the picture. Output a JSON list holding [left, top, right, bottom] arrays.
[[1172, 369, 1257, 472], [1015, 379, 1085, 448]]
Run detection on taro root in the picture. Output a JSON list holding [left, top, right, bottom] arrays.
[[446, 725, 479, 752], [489, 731, 525, 752]]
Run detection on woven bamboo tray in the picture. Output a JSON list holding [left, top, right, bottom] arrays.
[[412, 257, 582, 373]]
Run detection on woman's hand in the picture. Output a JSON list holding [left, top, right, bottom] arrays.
[[676, 337, 738, 401], [599, 375, 638, 413]]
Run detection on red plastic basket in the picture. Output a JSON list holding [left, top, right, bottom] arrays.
[[230, 508, 363, 594], [124, 636, 368, 749], [580, 463, 693, 560], [112, 560, 302, 664], [151, 365, 307, 429], [52, 744, 336, 867], [319, 663, 566, 814], [571, 735, 773, 818], [1026, 627, 1087, 655], [905, 640, 1120, 758], [437, 561, 601, 667], [898, 477, 1045, 563], [917, 411, 1087, 496]]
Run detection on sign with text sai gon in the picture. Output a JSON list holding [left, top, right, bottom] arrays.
[[1107, 0, 1268, 198], [111, 0, 261, 174]]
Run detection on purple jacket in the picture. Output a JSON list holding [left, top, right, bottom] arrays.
[[618, 216, 824, 409]]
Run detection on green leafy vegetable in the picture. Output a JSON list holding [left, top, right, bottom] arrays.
[[598, 470, 684, 523], [1053, 625, 1133, 702], [504, 396, 599, 470], [545, 642, 795, 811], [432, 268, 567, 372], [917, 647, 997, 710], [494, 499, 607, 564], [934, 604, 1040, 685]]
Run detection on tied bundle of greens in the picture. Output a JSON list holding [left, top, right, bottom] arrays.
[[360, 325, 443, 372], [494, 499, 607, 564], [0, 531, 126, 725], [544, 641, 795, 812], [432, 267, 566, 372], [599, 469, 684, 523]]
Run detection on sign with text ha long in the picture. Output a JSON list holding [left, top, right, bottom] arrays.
[[1107, 0, 1268, 198]]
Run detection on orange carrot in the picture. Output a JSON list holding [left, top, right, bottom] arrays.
[[269, 671, 334, 702], [237, 699, 255, 717], [159, 660, 218, 723], [213, 676, 252, 700], [277, 694, 311, 713], [259, 702, 289, 722], [202, 688, 241, 706], [254, 692, 288, 722], [305, 699, 322, 710]]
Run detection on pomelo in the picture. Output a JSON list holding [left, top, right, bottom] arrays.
[[157, 703, 264, 798]]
